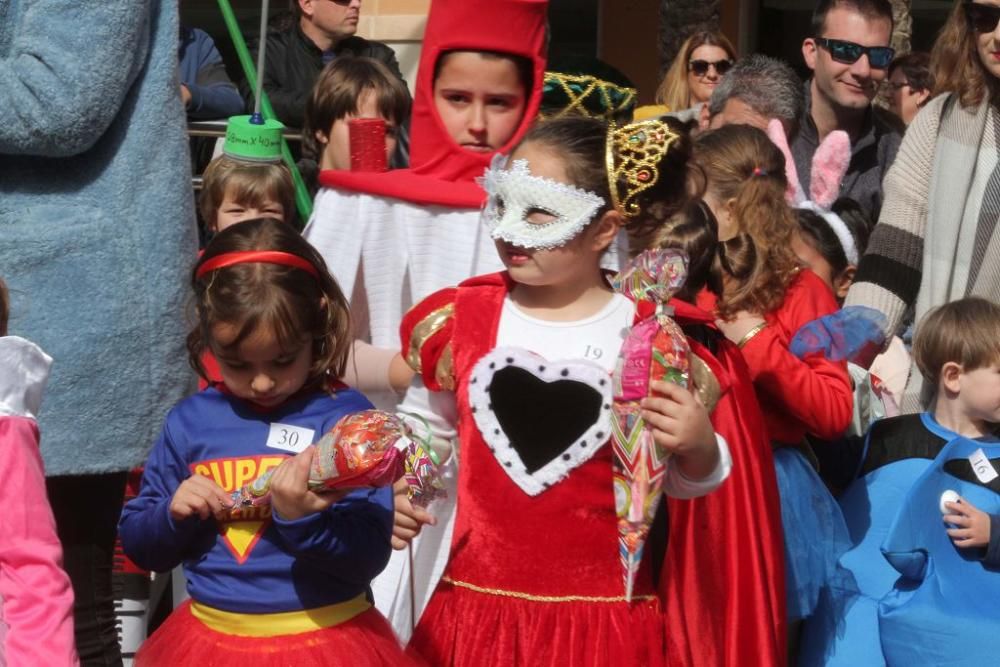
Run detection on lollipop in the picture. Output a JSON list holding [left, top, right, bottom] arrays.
[[610, 249, 692, 601]]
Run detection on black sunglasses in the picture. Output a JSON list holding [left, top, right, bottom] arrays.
[[965, 2, 1000, 34], [688, 59, 734, 77], [814, 37, 895, 69]]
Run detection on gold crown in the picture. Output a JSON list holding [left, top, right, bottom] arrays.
[[605, 119, 680, 219], [541, 72, 637, 121]]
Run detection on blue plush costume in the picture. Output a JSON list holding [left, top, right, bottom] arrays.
[[801, 415, 1000, 666], [878, 436, 1000, 666], [799, 413, 956, 666]]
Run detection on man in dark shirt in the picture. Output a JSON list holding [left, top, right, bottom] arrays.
[[792, 0, 902, 222], [251, 0, 405, 131]]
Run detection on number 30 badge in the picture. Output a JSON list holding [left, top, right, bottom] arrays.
[[266, 422, 315, 454]]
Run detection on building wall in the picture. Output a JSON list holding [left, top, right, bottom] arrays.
[[356, 0, 430, 93]]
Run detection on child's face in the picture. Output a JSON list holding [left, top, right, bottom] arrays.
[[215, 189, 286, 233], [433, 52, 527, 153], [317, 89, 399, 171], [210, 322, 313, 408], [952, 363, 1000, 428], [791, 230, 856, 302], [494, 142, 612, 289]]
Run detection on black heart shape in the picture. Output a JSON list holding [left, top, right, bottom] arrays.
[[488, 366, 603, 473]]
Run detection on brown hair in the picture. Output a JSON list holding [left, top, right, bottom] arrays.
[[199, 156, 296, 232], [693, 124, 801, 319], [652, 200, 724, 303], [889, 51, 934, 93], [0, 278, 8, 337], [913, 297, 1000, 390], [931, 0, 1000, 108], [302, 56, 411, 163], [516, 115, 695, 254], [187, 218, 352, 387], [656, 31, 737, 110], [811, 0, 893, 36]]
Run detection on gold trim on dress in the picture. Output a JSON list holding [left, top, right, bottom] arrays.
[[690, 353, 722, 412], [435, 342, 455, 391], [405, 303, 455, 372], [441, 576, 657, 604]]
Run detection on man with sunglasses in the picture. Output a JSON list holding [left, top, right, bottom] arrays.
[[793, 0, 903, 220], [249, 0, 405, 134]]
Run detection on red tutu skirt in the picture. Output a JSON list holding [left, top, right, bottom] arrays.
[[136, 600, 418, 667], [407, 578, 666, 667]]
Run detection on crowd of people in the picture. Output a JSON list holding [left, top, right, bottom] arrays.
[[1, 0, 998, 665]]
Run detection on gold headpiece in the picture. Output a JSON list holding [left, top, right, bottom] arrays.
[[541, 72, 637, 121], [605, 119, 680, 219]]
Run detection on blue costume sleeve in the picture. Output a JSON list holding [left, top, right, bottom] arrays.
[[272, 485, 394, 583], [118, 420, 216, 573], [984, 513, 1000, 569]]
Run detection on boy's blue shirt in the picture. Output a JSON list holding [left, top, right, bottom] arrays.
[[119, 387, 394, 614]]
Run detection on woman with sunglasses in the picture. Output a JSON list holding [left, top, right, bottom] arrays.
[[845, 0, 1000, 412], [636, 31, 736, 121]]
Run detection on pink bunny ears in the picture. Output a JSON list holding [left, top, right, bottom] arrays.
[[766, 119, 858, 265]]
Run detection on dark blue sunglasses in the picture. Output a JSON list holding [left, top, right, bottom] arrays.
[[815, 37, 895, 69]]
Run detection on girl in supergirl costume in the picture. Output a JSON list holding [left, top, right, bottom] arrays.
[[398, 116, 733, 666], [119, 219, 412, 667], [692, 125, 855, 630]]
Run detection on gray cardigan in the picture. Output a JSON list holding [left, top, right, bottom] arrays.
[[0, 0, 197, 475]]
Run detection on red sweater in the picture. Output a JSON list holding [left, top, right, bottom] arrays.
[[699, 270, 852, 445]]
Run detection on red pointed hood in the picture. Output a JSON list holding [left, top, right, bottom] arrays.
[[319, 0, 549, 208]]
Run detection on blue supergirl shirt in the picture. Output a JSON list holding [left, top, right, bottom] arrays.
[[119, 387, 394, 613]]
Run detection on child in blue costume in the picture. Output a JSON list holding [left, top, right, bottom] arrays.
[[800, 296, 1000, 666], [120, 219, 411, 666]]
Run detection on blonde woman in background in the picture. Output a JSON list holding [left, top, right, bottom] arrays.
[[635, 31, 736, 121]]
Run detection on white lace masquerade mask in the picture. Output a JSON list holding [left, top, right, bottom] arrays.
[[481, 154, 606, 250]]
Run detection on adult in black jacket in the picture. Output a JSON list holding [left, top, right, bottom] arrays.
[[249, 1, 405, 131]]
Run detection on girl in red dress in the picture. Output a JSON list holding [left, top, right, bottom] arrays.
[[398, 116, 732, 666]]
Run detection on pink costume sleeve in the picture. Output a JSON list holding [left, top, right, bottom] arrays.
[[340, 340, 399, 393], [0, 416, 78, 667]]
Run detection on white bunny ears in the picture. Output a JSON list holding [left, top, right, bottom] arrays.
[[766, 119, 859, 266]]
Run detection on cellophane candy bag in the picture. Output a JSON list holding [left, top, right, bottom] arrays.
[[610, 249, 692, 601]]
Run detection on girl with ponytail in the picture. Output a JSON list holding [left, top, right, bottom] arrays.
[[692, 124, 855, 638]]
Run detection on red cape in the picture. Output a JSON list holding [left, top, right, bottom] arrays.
[[661, 300, 787, 667], [320, 0, 549, 208]]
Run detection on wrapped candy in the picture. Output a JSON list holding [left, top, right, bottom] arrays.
[[610, 249, 692, 601], [402, 438, 448, 509], [231, 409, 448, 509], [231, 410, 407, 508]]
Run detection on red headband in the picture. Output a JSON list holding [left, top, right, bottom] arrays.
[[195, 251, 320, 280]]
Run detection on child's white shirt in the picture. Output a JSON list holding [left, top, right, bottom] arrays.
[[398, 293, 732, 498]]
